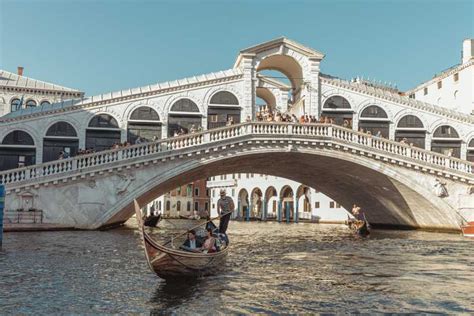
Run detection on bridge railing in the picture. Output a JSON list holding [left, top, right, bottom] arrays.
[[0, 122, 472, 186]]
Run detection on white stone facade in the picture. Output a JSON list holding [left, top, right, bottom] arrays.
[[405, 39, 473, 115], [207, 173, 349, 222]]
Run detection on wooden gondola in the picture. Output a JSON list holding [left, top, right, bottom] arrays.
[[347, 215, 370, 237], [143, 214, 161, 227], [134, 200, 229, 279]]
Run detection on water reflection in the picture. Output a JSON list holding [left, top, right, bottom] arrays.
[[0, 222, 472, 314]]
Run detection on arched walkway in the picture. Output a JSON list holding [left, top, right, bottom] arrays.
[[280, 185, 294, 223], [296, 185, 311, 221], [264, 186, 278, 220], [250, 187, 263, 220], [207, 91, 240, 129], [359, 105, 390, 137], [168, 98, 202, 136], [237, 188, 249, 220]]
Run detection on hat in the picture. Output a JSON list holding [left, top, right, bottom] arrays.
[[220, 189, 226, 195]]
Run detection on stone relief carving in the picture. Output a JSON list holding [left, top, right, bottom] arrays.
[[86, 180, 97, 189], [116, 172, 136, 195], [434, 178, 448, 198]]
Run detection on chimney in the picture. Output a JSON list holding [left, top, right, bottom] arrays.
[[17, 66, 24, 76], [462, 39, 474, 64]]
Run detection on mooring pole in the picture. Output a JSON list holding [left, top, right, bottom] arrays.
[[0, 185, 5, 249]]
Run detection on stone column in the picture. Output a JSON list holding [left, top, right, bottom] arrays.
[[295, 198, 299, 223], [425, 133, 432, 151], [262, 198, 267, 221], [241, 54, 256, 121], [460, 142, 467, 160], [285, 201, 290, 224], [278, 200, 282, 223]]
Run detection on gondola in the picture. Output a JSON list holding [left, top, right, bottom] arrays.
[[144, 213, 161, 227], [134, 200, 229, 279], [347, 215, 370, 237]]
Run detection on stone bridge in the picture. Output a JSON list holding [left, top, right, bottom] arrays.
[[1, 122, 473, 231]]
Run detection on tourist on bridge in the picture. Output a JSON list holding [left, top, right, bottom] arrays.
[[217, 189, 234, 235]]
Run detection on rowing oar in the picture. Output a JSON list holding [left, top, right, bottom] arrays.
[[162, 210, 234, 247]]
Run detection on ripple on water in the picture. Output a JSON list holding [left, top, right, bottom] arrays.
[[0, 222, 473, 314]]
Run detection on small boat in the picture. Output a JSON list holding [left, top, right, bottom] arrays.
[[347, 215, 370, 237], [134, 200, 229, 279], [144, 214, 161, 227], [461, 221, 474, 238]]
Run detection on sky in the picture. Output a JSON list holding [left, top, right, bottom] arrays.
[[0, 0, 473, 96]]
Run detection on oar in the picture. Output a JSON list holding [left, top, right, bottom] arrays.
[[162, 210, 234, 247]]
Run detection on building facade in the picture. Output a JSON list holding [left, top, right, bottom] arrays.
[[207, 173, 349, 222]]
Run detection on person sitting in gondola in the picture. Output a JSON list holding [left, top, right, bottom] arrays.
[[201, 227, 217, 253], [180, 229, 202, 253], [350, 204, 367, 228]]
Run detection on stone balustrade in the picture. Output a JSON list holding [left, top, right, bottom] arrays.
[[1, 122, 473, 187]]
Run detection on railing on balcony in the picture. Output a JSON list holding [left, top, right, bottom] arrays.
[[0, 122, 472, 186]]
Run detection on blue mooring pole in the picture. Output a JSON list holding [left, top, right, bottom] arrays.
[[0, 185, 5, 249]]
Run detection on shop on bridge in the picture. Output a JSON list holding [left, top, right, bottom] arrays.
[[321, 96, 354, 127], [207, 91, 241, 129], [467, 139, 474, 162], [127, 106, 162, 143], [395, 115, 426, 148], [167, 98, 202, 136], [358, 105, 390, 138], [43, 122, 79, 162], [86, 114, 121, 152], [431, 125, 462, 158], [0, 130, 36, 171]]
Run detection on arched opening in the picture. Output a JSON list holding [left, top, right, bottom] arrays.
[[467, 138, 474, 162], [359, 105, 390, 137], [431, 125, 461, 158], [25, 99, 37, 108], [256, 87, 277, 115], [395, 115, 426, 148], [237, 188, 249, 220], [250, 187, 263, 220], [264, 186, 278, 219], [296, 185, 311, 220], [207, 91, 240, 129], [322, 96, 354, 127], [0, 130, 36, 171], [86, 114, 121, 152], [10, 98, 21, 112], [127, 106, 162, 144], [168, 98, 202, 136], [280, 185, 294, 222], [43, 122, 79, 162], [257, 55, 304, 104], [40, 100, 51, 106]]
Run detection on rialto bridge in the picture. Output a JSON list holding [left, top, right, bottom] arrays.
[[0, 37, 473, 230]]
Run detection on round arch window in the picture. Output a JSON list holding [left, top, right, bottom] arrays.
[[10, 98, 21, 112], [40, 100, 51, 106], [25, 100, 37, 108]]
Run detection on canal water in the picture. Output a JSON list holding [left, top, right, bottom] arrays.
[[0, 221, 472, 314]]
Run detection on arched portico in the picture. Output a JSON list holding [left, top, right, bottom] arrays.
[[250, 187, 263, 220], [237, 188, 249, 220]]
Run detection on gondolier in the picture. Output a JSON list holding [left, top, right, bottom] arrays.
[[217, 189, 234, 234]]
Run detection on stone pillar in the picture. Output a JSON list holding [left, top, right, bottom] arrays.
[[308, 58, 321, 117], [425, 133, 432, 151], [278, 200, 282, 223], [460, 142, 467, 160], [389, 122, 395, 141], [241, 54, 256, 120], [285, 201, 290, 224], [262, 198, 267, 220], [295, 198, 299, 223], [247, 201, 251, 222], [237, 200, 241, 220]]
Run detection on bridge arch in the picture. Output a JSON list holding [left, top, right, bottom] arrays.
[[100, 140, 463, 231], [256, 87, 277, 111]]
